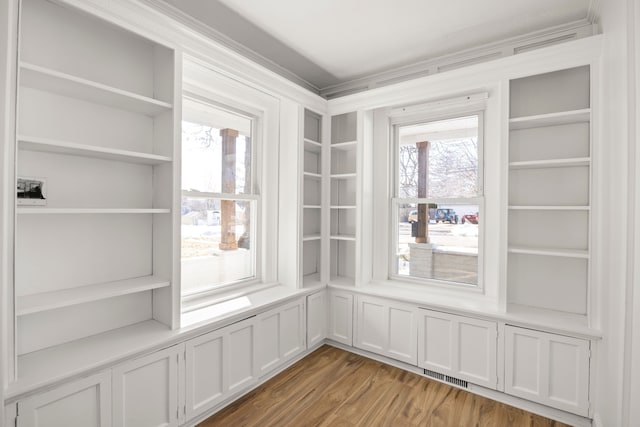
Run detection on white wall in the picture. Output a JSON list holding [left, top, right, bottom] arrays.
[[0, 0, 16, 419], [626, 0, 640, 425], [597, 0, 635, 425]]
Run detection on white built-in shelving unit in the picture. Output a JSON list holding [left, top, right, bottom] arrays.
[[301, 110, 324, 286], [13, 0, 177, 382], [507, 66, 591, 317], [329, 112, 358, 284]]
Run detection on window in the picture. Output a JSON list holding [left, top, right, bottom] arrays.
[[392, 113, 483, 287], [181, 97, 259, 299]]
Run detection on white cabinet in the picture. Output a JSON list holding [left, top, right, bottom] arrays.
[[504, 326, 590, 416], [185, 316, 257, 420], [16, 372, 111, 427], [327, 290, 353, 345], [355, 295, 417, 365], [112, 345, 181, 427], [418, 309, 497, 389], [256, 298, 305, 376], [306, 290, 326, 348]]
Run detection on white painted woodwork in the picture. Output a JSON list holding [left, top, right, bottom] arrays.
[[112, 345, 180, 427], [13, 0, 177, 376], [355, 295, 418, 365], [19, 62, 172, 116], [256, 298, 305, 376], [329, 112, 358, 284], [328, 290, 353, 345], [418, 309, 498, 389], [18, 372, 111, 427], [306, 290, 327, 348], [507, 65, 591, 316], [504, 326, 590, 416], [226, 318, 258, 394], [18, 135, 173, 165], [5, 404, 17, 427], [185, 329, 225, 420], [184, 316, 256, 420], [301, 109, 324, 286]]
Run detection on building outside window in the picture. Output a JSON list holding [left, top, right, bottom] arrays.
[[181, 97, 259, 299], [392, 113, 483, 287]]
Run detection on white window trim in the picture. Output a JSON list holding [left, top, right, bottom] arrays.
[[388, 107, 486, 291], [179, 78, 277, 311]]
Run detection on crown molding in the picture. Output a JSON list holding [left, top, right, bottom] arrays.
[[320, 20, 597, 99], [140, 0, 321, 95]]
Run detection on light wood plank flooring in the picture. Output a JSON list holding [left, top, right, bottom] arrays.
[[199, 345, 571, 427]]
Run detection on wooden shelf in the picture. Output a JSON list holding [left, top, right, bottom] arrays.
[[509, 109, 590, 130], [302, 234, 322, 242], [17, 208, 170, 214], [330, 234, 356, 241], [329, 276, 355, 286], [331, 141, 357, 150], [304, 139, 322, 153], [303, 205, 322, 209], [303, 171, 322, 180], [16, 276, 170, 316], [509, 157, 590, 170], [18, 135, 172, 164], [303, 273, 322, 288], [13, 319, 175, 397], [509, 205, 590, 211], [20, 62, 172, 116], [330, 173, 357, 180], [508, 246, 589, 259]]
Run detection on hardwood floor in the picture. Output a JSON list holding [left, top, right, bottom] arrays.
[[199, 345, 570, 427]]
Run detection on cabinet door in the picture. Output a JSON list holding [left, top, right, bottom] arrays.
[[185, 329, 225, 420], [184, 317, 257, 420], [112, 346, 180, 427], [226, 318, 258, 394], [418, 310, 497, 389], [328, 290, 353, 346], [307, 290, 326, 348], [256, 299, 305, 376], [18, 372, 111, 427], [355, 295, 417, 364], [505, 326, 590, 416]]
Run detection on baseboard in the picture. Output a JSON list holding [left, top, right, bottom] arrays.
[[591, 412, 603, 427], [325, 340, 593, 427]]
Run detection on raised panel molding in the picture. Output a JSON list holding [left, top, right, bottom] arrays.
[[328, 290, 353, 346], [306, 290, 326, 348], [355, 295, 418, 365], [504, 325, 590, 416], [18, 372, 111, 427], [256, 298, 305, 377], [418, 309, 498, 390], [112, 345, 180, 427]]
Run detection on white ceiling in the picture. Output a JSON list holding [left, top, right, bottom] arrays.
[[160, 0, 593, 91]]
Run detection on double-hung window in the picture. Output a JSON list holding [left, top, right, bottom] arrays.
[[181, 96, 259, 299], [391, 112, 483, 287]]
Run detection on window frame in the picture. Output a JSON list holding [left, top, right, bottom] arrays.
[[180, 92, 263, 304], [388, 108, 486, 291]]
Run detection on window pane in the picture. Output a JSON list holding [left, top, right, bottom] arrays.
[[181, 197, 255, 295], [398, 115, 479, 199], [397, 204, 479, 285], [182, 103, 252, 195]]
